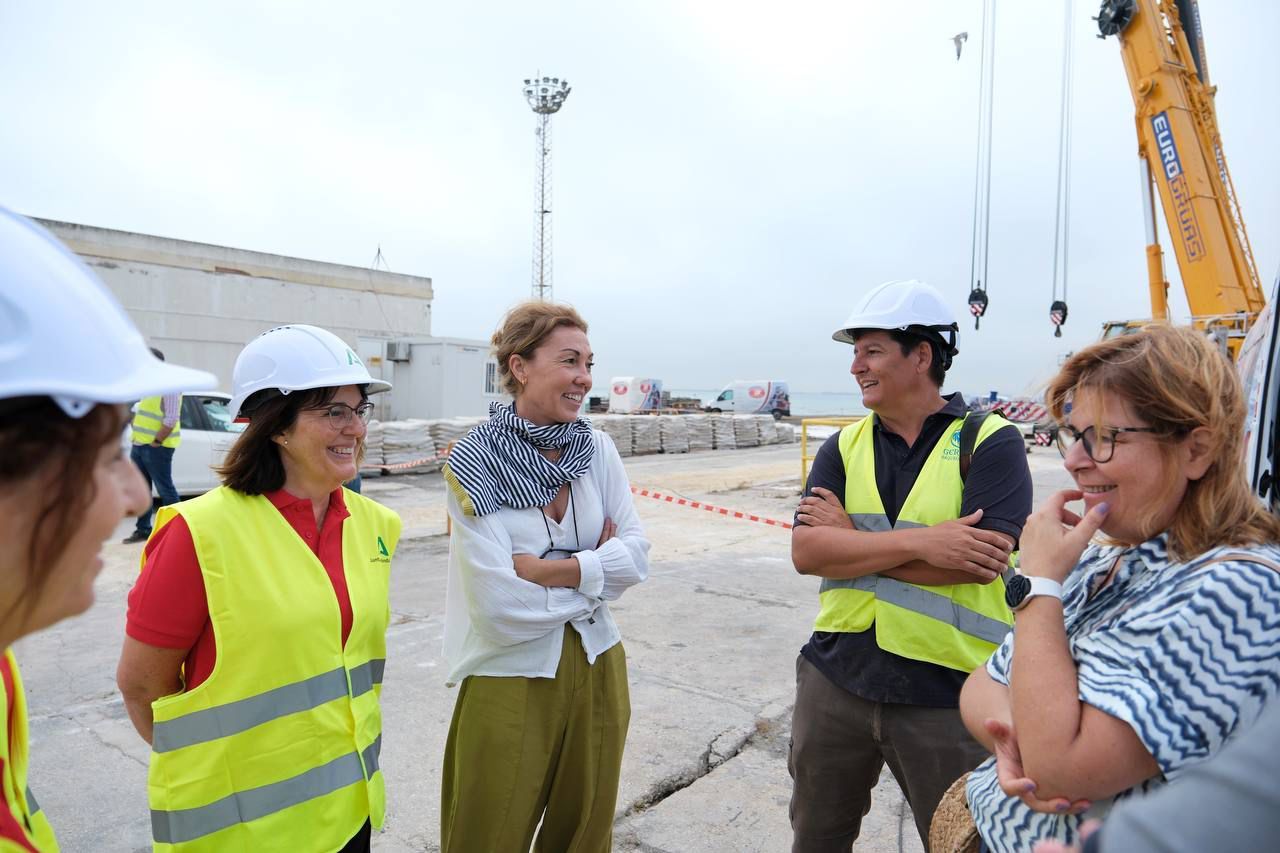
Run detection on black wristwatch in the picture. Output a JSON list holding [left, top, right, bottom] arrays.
[[1004, 574, 1064, 611]]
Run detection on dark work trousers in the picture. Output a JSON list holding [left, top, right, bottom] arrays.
[[130, 443, 179, 536], [788, 654, 989, 852], [338, 819, 371, 852]]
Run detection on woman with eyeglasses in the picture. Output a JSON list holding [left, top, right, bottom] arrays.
[[439, 301, 649, 852], [116, 324, 401, 853], [956, 324, 1280, 853]]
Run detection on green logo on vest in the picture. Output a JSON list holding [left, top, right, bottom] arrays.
[[377, 536, 389, 557], [942, 428, 961, 460]]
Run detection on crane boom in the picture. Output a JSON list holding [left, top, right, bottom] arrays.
[[1097, 0, 1264, 340]]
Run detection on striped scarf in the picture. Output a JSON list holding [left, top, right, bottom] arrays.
[[443, 401, 595, 517]]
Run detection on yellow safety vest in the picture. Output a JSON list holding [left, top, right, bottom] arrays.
[[145, 486, 400, 852], [1, 649, 59, 853], [813, 414, 1015, 672], [131, 396, 182, 449]]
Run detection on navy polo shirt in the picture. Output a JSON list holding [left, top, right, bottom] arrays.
[[795, 392, 1033, 707]]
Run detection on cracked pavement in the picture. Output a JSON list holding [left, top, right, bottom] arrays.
[[16, 443, 1073, 851]]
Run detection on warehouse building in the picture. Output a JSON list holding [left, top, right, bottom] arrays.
[[40, 218, 504, 419]]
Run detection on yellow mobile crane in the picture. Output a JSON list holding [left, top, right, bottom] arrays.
[[1095, 0, 1265, 352]]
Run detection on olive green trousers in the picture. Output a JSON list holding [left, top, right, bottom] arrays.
[[440, 629, 630, 853]]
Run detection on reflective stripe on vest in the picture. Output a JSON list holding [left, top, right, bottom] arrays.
[[131, 395, 181, 448], [152, 660, 386, 754], [151, 736, 383, 846], [145, 487, 401, 851], [812, 413, 1016, 672], [820, 575, 1013, 645], [1, 649, 60, 852]]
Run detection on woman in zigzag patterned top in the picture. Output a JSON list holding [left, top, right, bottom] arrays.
[[439, 301, 650, 852], [958, 325, 1280, 853]]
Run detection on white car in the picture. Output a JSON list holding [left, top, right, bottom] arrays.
[[130, 392, 245, 497]]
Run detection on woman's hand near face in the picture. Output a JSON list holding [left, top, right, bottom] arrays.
[[1019, 490, 1110, 582]]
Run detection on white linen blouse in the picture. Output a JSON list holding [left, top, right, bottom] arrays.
[[443, 430, 650, 683]]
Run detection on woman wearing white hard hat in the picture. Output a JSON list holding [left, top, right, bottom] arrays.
[[0, 208, 217, 852], [116, 324, 400, 853]]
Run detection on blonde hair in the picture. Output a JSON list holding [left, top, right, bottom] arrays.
[[491, 301, 589, 396], [1046, 324, 1280, 559]]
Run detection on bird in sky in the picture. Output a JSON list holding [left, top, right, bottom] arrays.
[[953, 31, 968, 60]]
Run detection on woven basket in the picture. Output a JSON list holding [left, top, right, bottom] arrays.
[[929, 772, 980, 853]]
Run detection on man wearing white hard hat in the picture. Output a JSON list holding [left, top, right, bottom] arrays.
[[788, 279, 1032, 851], [0, 208, 216, 852], [117, 324, 401, 852]]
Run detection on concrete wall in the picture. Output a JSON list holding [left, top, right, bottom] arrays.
[[39, 218, 433, 397]]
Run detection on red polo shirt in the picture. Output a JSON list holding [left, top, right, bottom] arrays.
[[125, 488, 354, 691]]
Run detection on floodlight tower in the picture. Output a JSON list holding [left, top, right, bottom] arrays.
[[523, 75, 571, 301]]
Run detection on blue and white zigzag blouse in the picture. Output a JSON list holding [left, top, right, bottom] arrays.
[[967, 533, 1280, 853]]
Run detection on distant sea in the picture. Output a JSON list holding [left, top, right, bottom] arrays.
[[667, 389, 869, 417]]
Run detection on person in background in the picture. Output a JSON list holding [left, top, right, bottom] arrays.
[[961, 325, 1280, 853], [122, 348, 183, 544], [439, 301, 649, 852], [0, 208, 216, 852], [789, 279, 1032, 851], [116, 324, 400, 853]]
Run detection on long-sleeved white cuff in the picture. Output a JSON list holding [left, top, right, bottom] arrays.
[[575, 548, 604, 598]]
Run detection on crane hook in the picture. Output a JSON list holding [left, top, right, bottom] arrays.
[[1050, 300, 1069, 338], [968, 287, 989, 330]]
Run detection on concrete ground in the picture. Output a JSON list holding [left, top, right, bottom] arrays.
[[16, 442, 1075, 852]]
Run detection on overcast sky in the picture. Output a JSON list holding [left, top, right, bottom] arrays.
[[4, 0, 1278, 397]]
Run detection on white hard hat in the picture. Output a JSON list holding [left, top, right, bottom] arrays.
[[0, 208, 216, 418], [832, 279, 960, 367], [229, 324, 392, 418]]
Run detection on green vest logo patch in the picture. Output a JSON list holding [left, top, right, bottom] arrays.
[[943, 428, 961, 460], [377, 536, 389, 557]]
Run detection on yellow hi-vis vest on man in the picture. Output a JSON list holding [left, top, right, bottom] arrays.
[[813, 414, 1015, 673], [131, 396, 181, 449], [145, 486, 400, 852], [1, 649, 59, 853]]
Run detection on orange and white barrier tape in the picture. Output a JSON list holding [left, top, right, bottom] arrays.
[[630, 486, 793, 530]]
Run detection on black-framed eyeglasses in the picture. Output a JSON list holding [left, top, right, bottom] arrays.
[[1056, 423, 1160, 463], [306, 401, 374, 430]]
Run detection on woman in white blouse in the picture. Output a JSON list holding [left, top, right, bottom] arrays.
[[439, 301, 650, 852], [959, 325, 1280, 853]]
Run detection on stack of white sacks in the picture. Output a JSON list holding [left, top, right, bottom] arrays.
[[429, 417, 486, 456], [381, 420, 438, 471], [590, 415, 633, 456], [659, 416, 690, 454], [710, 415, 736, 450], [684, 414, 713, 452], [365, 412, 794, 475], [631, 416, 661, 454], [754, 414, 777, 444], [733, 415, 760, 448], [359, 420, 385, 475]]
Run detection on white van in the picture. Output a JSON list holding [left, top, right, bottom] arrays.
[[608, 377, 663, 413], [706, 380, 791, 419]]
